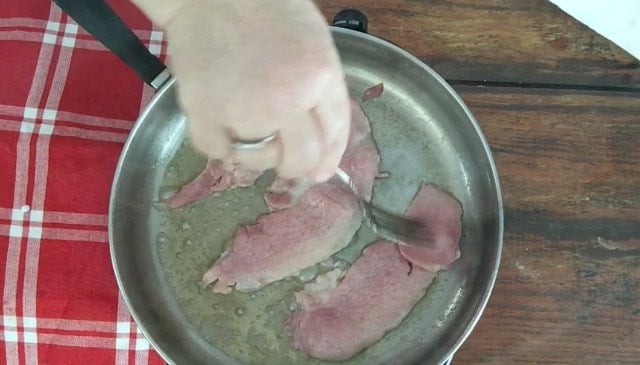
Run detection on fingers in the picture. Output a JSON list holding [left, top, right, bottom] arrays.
[[277, 113, 323, 179], [308, 80, 351, 182], [188, 120, 231, 160]]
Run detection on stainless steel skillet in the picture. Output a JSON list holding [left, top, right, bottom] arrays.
[[53, 1, 503, 364]]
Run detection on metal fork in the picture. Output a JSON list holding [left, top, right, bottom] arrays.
[[334, 168, 429, 247]]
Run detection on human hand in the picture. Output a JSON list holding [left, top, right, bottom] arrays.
[[132, 0, 351, 182]]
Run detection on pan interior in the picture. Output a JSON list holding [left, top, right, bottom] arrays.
[[110, 29, 501, 365]]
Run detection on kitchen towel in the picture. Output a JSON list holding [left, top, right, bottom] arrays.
[[0, 0, 164, 363]]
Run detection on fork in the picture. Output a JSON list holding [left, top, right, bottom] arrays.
[[334, 168, 430, 247]]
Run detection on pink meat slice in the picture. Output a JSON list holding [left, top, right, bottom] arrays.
[[201, 99, 380, 293], [288, 243, 436, 361], [264, 99, 378, 209], [339, 141, 378, 201], [165, 160, 260, 208], [263, 178, 314, 212], [347, 99, 373, 148], [287, 184, 462, 361], [202, 181, 362, 293], [362, 83, 384, 102], [398, 185, 462, 271]]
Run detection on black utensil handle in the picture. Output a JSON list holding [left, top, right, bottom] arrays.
[[52, 0, 169, 89], [332, 8, 369, 33]]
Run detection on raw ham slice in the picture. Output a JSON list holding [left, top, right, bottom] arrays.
[[362, 83, 384, 102], [165, 160, 260, 208], [202, 182, 361, 293], [288, 184, 462, 361], [347, 99, 374, 147], [288, 243, 436, 361], [202, 100, 380, 293], [263, 178, 314, 212], [398, 185, 462, 271]]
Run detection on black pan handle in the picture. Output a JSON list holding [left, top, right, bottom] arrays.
[[332, 8, 369, 33], [52, 0, 170, 89]]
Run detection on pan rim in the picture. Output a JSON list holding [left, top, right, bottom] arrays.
[[332, 27, 504, 362], [108, 77, 178, 364], [108, 27, 503, 365]]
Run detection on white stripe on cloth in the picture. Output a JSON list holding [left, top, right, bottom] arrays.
[[0, 18, 164, 42], [52, 126, 129, 143], [3, 2, 60, 361], [54, 111, 134, 130], [36, 333, 115, 349], [0, 208, 107, 226], [0, 328, 155, 351], [22, 25, 76, 362], [40, 228, 109, 243], [36, 318, 117, 333], [134, 324, 150, 364], [0, 225, 108, 242], [0, 121, 130, 142], [2, 314, 154, 332], [0, 27, 165, 52], [1, 3, 60, 362], [1, 5, 162, 362], [115, 294, 132, 363], [0, 105, 135, 131], [43, 211, 107, 226]]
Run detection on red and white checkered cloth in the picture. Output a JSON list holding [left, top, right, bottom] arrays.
[[1, 0, 167, 363]]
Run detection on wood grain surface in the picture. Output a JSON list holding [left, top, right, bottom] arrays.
[[317, 0, 640, 89], [455, 86, 640, 364], [316, 0, 640, 363]]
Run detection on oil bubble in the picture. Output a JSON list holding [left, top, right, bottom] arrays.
[[151, 200, 164, 210], [156, 233, 169, 244], [320, 258, 335, 268], [297, 266, 318, 283], [334, 259, 349, 270]]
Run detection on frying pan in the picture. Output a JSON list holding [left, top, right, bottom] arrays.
[[53, 1, 503, 364]]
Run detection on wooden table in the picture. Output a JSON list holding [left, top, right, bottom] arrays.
[[317, 1, 640, 363]]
